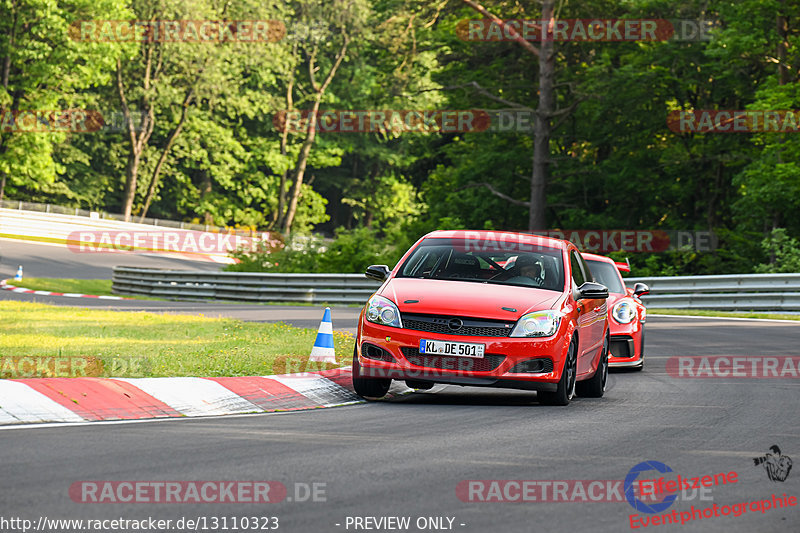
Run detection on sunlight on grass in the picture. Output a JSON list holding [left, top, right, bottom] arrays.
[[0, 301, 354, 378]]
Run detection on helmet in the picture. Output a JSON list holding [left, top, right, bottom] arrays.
[[515, 254, 543, 277]]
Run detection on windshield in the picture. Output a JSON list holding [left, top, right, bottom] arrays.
[[585, 259, 626, 293], [397, 238, 565, 292]]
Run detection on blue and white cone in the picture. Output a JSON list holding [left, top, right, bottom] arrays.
[[309, 307, 336, 363], [14, 265, 23, 282]]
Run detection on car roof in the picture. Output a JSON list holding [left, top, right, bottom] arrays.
[[582, 252, 631, 273], [581, 252, 614, 263], [423, 230, 568, 250]]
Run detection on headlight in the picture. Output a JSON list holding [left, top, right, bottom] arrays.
[[365, 295, 403, 328], [510, 310, 563, 338], [612, 300, 636, 324]]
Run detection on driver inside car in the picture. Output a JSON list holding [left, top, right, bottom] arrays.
[[507, 254, 544, 286]]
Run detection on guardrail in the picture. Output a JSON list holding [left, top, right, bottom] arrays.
[[0, 199, 260, 236], [112, 267, 381, 304], [112, 267, 800, 310], [625, 273, 800, 311]]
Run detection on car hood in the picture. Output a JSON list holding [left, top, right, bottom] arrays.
[[380, 278, 562, 320]]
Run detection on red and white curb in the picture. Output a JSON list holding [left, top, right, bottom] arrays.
[[0, 368, 411, 426], [0, 279, 128, 300]]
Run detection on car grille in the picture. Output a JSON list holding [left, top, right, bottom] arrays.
[[400, 347, 505, 372], [401, 313, 514, 337]]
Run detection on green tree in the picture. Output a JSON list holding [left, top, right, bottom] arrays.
[[0, 0, 129, 200]]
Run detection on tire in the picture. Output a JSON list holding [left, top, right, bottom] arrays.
[[577, 332, 608, 398], [539, 337, 577, 406], [352, 346, 391, 399]]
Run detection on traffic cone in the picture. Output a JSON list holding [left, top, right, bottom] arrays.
[[309, 307, 337, 363], [14, 265, 23, 282]]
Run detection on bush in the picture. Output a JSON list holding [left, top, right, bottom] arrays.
[[227, 227, 404, 273], [755, 228, 800, 273]]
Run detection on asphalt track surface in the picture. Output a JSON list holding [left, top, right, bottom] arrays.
[[0, 238, 222, 279]]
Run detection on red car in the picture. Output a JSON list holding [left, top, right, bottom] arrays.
[[581, 253, 649, 370], [353, 230, 610, 406]]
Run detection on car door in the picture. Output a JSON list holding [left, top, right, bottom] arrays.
[[569, 250, 603, 375], [578, 252, 607, 345]]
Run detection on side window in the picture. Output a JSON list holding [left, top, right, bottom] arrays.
[[578, 253, 595, 282], [570, 251, 586, 287]]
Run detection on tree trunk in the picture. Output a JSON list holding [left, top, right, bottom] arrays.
[[122, 152, 141, 220], [281, 98, 321, 234], [529, 1, 555, 232], [274, 47, 296, 231], [117, 43, 158, 221], [200, 170, 213, 225], [139, 89, 193, 222], [281, 35, 349, 233], [117, 60, 153, 222], [777, 6, 789, 85]]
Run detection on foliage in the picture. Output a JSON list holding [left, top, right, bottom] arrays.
[[3, 0, 800, 275], [228, 226, 404, 273], [755, 228, 800, 273]]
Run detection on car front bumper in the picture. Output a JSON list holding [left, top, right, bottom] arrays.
[[357, 320, 571, 392], [608, 332, 643, 367]]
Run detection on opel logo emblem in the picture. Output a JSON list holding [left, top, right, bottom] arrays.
[[448, 318, 463, 331]]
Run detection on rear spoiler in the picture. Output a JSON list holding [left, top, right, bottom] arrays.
[[615, 258, 631, 273]]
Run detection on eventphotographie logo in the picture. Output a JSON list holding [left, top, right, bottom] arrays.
[[753, 446, 793, 482]]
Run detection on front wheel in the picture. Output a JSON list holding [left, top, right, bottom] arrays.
[[577, 332, 608, 398], [352, 346, 391, 399], [539, 338, 577, 406]]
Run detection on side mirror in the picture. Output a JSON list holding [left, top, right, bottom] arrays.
[[633, 282, 650, 297], [576, 281, 609, 300], [365, 264, 390, 282]]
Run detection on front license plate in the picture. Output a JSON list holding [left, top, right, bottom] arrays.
[[419, 339, 485, 358]]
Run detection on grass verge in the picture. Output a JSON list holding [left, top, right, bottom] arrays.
[[5, 277, 116, 296], [648, 308, 800, 321], [0, 301, 353, 378]]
